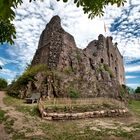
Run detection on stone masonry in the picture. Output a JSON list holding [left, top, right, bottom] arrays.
[[30, 15, 125, 99]]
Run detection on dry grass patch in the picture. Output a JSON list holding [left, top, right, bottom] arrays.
[[44, 97, 126, 113]]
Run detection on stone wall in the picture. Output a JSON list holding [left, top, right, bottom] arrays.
[[85, 35, 125, 85], [40, 109, 129, 120]]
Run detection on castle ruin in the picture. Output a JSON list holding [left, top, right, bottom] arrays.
[[30, 15, 125, 98]]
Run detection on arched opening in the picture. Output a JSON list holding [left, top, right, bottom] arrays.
[[101, 58, 104, 63]]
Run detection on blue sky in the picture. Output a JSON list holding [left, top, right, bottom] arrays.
[[0, 0, 140, 89]]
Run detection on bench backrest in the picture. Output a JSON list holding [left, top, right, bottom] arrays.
[[31, 92, 41, 99]]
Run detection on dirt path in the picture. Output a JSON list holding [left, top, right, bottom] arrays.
[[0, 91, 10, 140], [0, 91, 6, 107], [0, 91, 44, 139]]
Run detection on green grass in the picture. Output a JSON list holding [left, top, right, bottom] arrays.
[[16, 105, 40, 116], [3, 94, 23, 106], [3, 95, 39, 117], [0, 108, 6, 123], [128, 100, 140, 116]]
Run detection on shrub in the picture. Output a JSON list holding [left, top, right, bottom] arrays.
[[17, 64, 49, 85], [69, 88, 80, 99], [63, 67, 73, 75], [103, 64, 114, 78], [0, 78, 8, 90], [135, 86, 140, 93], [7, 64, 49, 97], [97, 64, 114, 78]]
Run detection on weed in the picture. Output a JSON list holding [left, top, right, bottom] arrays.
[[69, 88, 80, 99], [12, 132, 26, 140], [0, 108, 6, 123], [16, 106, 40, 116], [63, 67, 73, 75]]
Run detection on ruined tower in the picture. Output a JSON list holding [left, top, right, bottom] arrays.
[[30, 15, 125, 98]]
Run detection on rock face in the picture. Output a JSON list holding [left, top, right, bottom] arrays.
[[29, 15, 125, 99]]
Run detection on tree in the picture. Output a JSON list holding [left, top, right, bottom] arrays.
[[0, 0, 126, 45], [135, 86, 140, 93], [0, 78, 8, 90]]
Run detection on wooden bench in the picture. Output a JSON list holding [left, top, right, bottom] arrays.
[[26, 92, 41, 104]]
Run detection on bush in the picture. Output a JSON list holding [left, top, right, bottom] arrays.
[[7, 64, 49, 97], [69, 88, 80, 99], [0, 78, 8, 90], [135, 86, 140, 93], [17, 64, 49, 85], [103, 64, 114, 78], [97, 64, 114, 78]]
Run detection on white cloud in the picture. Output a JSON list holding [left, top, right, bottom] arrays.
[[126, 75, 139, 79], [0, 68, 17, 81], [125, 65, 140, 72], [0, 60, 4, 66], [127, 83, 139, 89]]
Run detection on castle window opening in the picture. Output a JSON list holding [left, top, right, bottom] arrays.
[[111, 54, 113, 60], [101, 58, 104, 63], [115, 67, 117, 75]]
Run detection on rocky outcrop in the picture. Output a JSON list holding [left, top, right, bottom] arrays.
[[19, 15, 125, 99]]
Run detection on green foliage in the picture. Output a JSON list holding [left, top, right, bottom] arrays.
[[16, 106, 39, 116], [0, 0, 126, 45], [0, 78, 8, 90], [63, 67, 73, 75], [122, 85, 134, 94], [97, 64, 104, 72], [17, 64, 48, 85], [103, 64, 114, 78], [97, 64, 114, 78], [0, 0, 23, 44], [3, 94, 23, 106], [119, 84, 130, 101], [135, 86, 140, 93], [119, 84, 127, 98], [0, 19, 16, 45], [0, 108, 6, 123], [57, 0, 126, 18], [69, 88, 80, 99], [7, 64, 48, 97], [128, 100, 140, 116]]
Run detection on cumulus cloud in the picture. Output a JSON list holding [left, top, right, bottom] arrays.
[[125, 65, 140, 72], [0, 68, 17, 83], [0, 60, 4, 66], [106, 0, 140, 58], [126, 75, 139, 79]]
